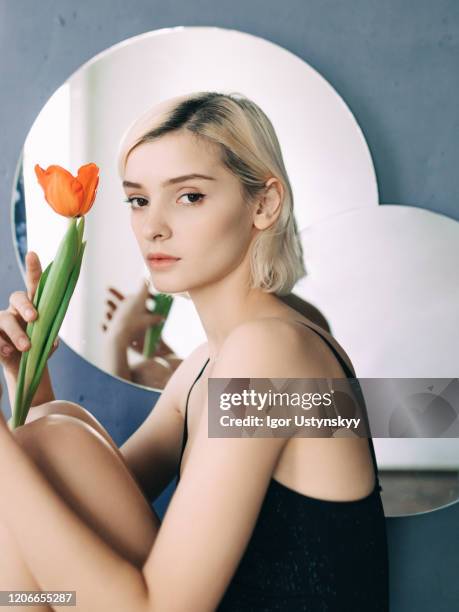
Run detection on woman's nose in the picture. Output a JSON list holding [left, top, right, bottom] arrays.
[[141, 204, 172, 240]]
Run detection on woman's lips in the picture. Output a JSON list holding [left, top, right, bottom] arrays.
[[148, 257, 180, 269]]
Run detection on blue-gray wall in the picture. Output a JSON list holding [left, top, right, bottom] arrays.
[[1, 2, 458, 610]]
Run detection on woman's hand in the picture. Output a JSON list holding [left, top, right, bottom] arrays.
[[101, 281, 174, 357], [0, 251, 59, 380], [0, 251, 59, 411]]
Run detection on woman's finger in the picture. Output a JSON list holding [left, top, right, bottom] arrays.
[[9, 290, 37, 323], [106, 299, 117, 311], [108, 287, 125, 301], [0, 311, 31, 353], [136, 279, 154, 308], [158, 337, 174, 354], [0, 329, 16, 359], [25, 251, 42, 301]]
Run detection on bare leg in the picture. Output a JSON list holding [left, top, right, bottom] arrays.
[[0, 522, 51, 612], [24, 401, 124, 461], [0, 414, 161, 610]]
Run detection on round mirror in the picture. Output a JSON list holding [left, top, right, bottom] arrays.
[[12, 26, 458, 517]]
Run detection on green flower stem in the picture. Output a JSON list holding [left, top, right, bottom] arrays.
[[12, 341, 29, 429], [12, 216, 85, 429], [18, 240, 87, 426], [23, 218, 79, 392], [143, 294, 173, 358], [11, 261, 53, 428]]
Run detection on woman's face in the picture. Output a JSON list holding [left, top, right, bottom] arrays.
[[123, 130, 256, 295]]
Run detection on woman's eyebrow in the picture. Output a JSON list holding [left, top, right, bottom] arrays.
[[122, 173, 216, 189]]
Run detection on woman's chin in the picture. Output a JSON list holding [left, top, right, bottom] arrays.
[[148, 277, 189, 296]]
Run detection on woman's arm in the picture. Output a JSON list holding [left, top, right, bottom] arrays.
[[120, 341, 208, 501], [100, 329, 132, 381], [3, 362, 56, 409], [0, 319, 322, 611]]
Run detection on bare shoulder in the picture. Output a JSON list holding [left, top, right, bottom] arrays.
[[214, 317, 341, 379], [291, 316, 357, 377]]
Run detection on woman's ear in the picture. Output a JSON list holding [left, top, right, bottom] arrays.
[[253, 177, 284, 231]]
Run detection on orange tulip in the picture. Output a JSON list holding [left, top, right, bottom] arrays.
[[34, 163, 100, 217]]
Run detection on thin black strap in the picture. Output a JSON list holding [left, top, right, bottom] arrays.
[[295, 320, 382, 492], [176, 357, 210, 482]]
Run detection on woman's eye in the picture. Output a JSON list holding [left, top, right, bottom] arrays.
[[178, 192, 205, 205], [124, 192, 205, 209], [124, 196, 148, 209]]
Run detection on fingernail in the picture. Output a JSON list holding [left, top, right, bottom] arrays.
[[19, 337, 29, 349], [25, 308, 35, 319]]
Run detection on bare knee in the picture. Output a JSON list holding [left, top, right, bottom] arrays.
[[13, 415, 159, 568], [25, 400, 83, 422], [13, 414, 111, 478], [15, 415, 125, 479], [24, 401, 120, 458], [26, 400, 99, 428]]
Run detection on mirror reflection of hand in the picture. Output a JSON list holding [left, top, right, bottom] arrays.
[[130, 355, 182, 389], [101, 281, 178, 365]]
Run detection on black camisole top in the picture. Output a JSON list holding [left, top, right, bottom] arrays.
[[176, 320, 389, 611]]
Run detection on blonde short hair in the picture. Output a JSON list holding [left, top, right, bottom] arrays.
[[117, 91, 306, 296]]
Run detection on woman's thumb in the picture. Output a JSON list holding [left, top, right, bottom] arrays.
[[25, 251, 42, 301]]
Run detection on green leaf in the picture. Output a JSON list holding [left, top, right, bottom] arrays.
[[23, 219, 79, 391], [76, 216, 85, 247], [33, 261, 53, 309], [12, 347, 29, 428], [19, 241, 87, 425], [23, 260, 53, 346], [143, 294, 173, 358], [12, 261, 53, 428]]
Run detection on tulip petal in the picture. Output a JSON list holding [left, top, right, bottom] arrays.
[[35, 163, 99, 218], [34, 164, 83, 217], [77, 163, 99, 215]]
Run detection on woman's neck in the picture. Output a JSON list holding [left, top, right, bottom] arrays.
[[188, 282, 284, 362]]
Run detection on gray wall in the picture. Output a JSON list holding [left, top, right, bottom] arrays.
[[1, 1, 458, 609]]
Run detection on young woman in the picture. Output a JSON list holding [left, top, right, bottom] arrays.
[[0, 91, 389, 611]]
